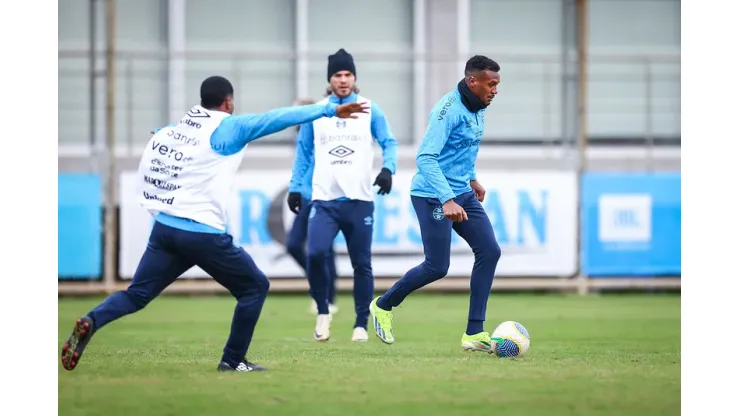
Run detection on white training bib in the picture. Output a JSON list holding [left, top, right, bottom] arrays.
[[135, 105, 243, 231], [311, 96, 375, 201]]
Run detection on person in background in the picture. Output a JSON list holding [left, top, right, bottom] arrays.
[[289, 49, 398, 343], [286, 98, 340, 316]]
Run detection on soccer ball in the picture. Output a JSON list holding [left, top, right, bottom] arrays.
[[490, 321, 530, 358]]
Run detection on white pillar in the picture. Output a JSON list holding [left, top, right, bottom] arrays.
[[457, 0, 470, 71], [168, 0, 186, 122], [413, 0, 427, 145], [295, 0, 310, 100]]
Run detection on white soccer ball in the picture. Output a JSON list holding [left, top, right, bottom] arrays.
[[490, 321, 531, 358]]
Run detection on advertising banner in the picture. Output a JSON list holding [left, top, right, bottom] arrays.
[[119, 170, 578, 279], [581, 173, 681, 276], [58, 174, 102, 279]]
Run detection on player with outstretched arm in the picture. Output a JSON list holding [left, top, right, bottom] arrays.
[[60, 76, 367, 373], [369, 55, 503, 352]]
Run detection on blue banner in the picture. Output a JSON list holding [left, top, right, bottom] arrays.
[[581, 173, 681, 277], [58, 174, 103, 279]]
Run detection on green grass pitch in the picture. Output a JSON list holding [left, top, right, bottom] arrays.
[[58, 293, 680, 416]]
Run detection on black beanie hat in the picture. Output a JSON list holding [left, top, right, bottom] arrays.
[[327, 48, 356, 82]]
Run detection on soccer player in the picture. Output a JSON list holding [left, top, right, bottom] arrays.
[[60, 75, 368, 372], [286, 98, 340, 316], [289, 49, 398, 342], [369, 55, 502, 352]]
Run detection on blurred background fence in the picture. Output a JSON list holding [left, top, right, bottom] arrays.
[[58, 0, 681, 295]]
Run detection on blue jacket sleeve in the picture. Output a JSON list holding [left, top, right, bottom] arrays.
[[211, 102, 338, 156], [416, 106, 458, 204], [289, 123, 315, 193], [370, 102, 398, 174]]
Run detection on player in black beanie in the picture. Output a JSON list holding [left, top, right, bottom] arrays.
[[288, 48, 398, 343], [327, 48, 357, 82], [324, 48, 360, 97]]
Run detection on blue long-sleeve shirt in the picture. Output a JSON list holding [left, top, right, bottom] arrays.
[[288, 92, 398, 201], [210, 103, 338, 156], [152, 102, 339, 153], [153, 102, 340, 234], [410, 88, 485, 204]]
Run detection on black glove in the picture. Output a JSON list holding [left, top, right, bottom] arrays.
[[287, 192, 302, 214], [373, 168, 393, 195]]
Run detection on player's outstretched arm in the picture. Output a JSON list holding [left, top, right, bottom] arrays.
[[210, 103, 335, 156], [211, 102, 368, 156], [371, 102, 398, 174], [416, 106, 457, 204], [289, 123, 315, 195]]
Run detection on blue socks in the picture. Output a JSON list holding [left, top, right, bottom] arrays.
[[376, 296, 392, 311], [466, 320, 484, 336]]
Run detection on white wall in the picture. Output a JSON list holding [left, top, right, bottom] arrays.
[[587, 0, 680, 139]]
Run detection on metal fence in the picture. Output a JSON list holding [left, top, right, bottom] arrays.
[[58, 49, 680, 157]]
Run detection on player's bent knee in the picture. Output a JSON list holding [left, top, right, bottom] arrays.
[[476, 240, 502, 265], [492, 242, 502, 261], [307, 249, 330, 264], [490, 240, 502, 262], [232, 273, 270, 300], [423, 258, 450, 278], [286, 239, 303, 259], [254, 272, 270, 296], [351, 258, 372, 273], [260, 275, 270, 295]]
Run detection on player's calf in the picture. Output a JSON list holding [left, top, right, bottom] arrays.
[[60, 316, 95, 371]]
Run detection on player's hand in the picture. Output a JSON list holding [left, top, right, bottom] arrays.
[[443, 200, 468, 222], [336, 102, 370, 119], [470, 180, 486, 202], [373, 168, 393, 195], [287, 192, 302, 215]]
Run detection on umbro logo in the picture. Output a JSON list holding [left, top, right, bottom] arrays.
[[328, 145, 354, 158], [187, 107, 211, 118], [179, 118, 202, 129]]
